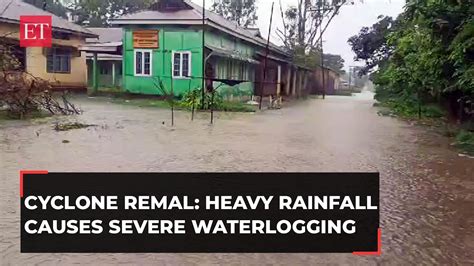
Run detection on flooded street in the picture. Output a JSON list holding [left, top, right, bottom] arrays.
[[1, 93, 473, 264]]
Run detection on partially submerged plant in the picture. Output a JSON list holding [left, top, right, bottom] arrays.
[[0, 71, 82, 119], [54, 122, 96, 132], [0, 36, 81, 119]]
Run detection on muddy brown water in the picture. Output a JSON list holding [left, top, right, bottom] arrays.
[[1, 93, 473, 265]]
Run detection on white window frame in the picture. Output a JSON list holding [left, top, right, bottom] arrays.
[[134, 49, 152, 77], [172, 51, 192, 79]]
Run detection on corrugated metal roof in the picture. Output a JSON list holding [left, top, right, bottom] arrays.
[[112, 0, 289, 58], [206, 44, 259, 64], [86, 27, 123, 43], [0, 0, 95, 37], [246, 28, 262, 38], [114, 8, 201, 21], [86, 53, 122, 61]]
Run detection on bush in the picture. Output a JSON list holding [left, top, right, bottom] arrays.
[[180, 90, 255, 112], [0, 72, 81, 119], [455, 130, 474, 155], [378, 97, 445, 119]]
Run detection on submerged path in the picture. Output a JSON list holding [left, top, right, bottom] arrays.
[[1, 93, 473, 264]]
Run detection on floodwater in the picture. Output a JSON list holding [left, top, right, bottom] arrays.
[[1, 93, 473, 265]]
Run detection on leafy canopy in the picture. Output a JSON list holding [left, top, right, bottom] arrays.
[[211, 0, 258, 28]]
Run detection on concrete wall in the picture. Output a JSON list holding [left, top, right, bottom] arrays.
[[313, 67, 341, 95], [0, 23, 88, 89]]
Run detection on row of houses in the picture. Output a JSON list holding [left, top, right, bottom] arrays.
[[0, 0, 341, 100]]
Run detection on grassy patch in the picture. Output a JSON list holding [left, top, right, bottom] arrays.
[[86, 88, 174, 109], [374, 98, 474, 156], [378, 99, 445, 119], [455, 130, 474, 156], [176, 101, 256, 113], [333, 89, 362, 96], [54, 122, 96, 132], [110, 97, 173, 109], [87, 87, 125, 98], [0, 109, 51, 121], [88, 88, 256, 113], [217, 101, 256, 112]]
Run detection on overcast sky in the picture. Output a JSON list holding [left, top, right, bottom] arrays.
[[192, 0, 405, 71]]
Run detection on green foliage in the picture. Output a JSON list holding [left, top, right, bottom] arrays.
[[24, 0, 69, 18], [380, 98, 445, 119], [180, 89, 223, 110], [180, 90, 255, 112], [348, 15, 398, 75], [180, 89, 203, 109], [61, 0, 154, 26], [455, 130, 474, 155], [302, 50, 346, 74], [350, 0, 474, 120], [0, 41, 21, 71], [211, 0, 258, 28]]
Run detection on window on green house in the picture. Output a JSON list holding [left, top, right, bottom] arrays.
[[172, 51, 191, 78], [46, 47, 71, 73], [134, 49, 152, 77]]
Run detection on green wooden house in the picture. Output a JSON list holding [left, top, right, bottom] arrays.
[[110, 0, 305, 98]]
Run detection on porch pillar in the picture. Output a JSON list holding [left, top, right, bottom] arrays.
[[302, 71, 308, 96], [292, 67, 297, 96], [112, 62, 116, 87], [276, 64, 282, 97], [92, 52, 98, 93], [298, 69, 304, 98], [285, 66, 291, 95]]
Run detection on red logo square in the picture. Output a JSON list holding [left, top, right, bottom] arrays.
[[20, 16, 52, 47]]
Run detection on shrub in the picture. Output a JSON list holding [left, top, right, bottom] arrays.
[[455, 130, 474, 155]]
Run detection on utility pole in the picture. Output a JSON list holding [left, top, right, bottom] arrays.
[[348, 66, 352, 91], [201, 0, 206, 109], [318, 0, 326, 100], [310, 0, 356, 98], [259, 2, 275, 110]]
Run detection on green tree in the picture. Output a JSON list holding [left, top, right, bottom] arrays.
[[347, 15, 398, 75], [349, 0, 474, 118], [303, 50, 345, 74], [211, 0, 258, 28], [323, 53, 345, 74], [63, 0, 153, 27], [24, 0, 69, 18]]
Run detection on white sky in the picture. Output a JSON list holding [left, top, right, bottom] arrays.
[[192, 0, 405, 71]]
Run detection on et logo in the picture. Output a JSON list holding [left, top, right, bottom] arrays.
[[20, 16, 52, 47]]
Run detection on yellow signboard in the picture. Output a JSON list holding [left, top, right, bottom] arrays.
[[133, 30, 159, 48]]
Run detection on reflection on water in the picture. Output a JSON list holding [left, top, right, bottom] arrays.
[[1, 94, 473, 264]]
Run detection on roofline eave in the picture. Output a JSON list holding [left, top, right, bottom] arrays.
[[111, 18, 290, 58], [0, 18, 97, 38]]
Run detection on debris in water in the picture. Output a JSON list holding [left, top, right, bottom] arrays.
[[54, 122, 96, 132], [458, 153, 474, 159], [377, 110, 396, 117]]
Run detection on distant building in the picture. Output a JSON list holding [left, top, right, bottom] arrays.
[[0, 0, 96, 90], [313, 66, 341, 95]]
